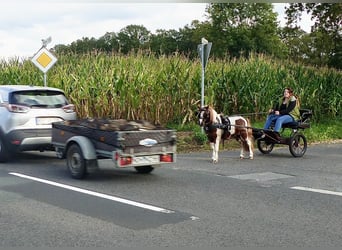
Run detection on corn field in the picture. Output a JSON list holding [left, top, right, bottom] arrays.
[[1, 52, 341, 125]]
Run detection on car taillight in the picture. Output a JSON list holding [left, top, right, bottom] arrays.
[[11, 140, 21, 145], [6, 104, 30, 113], [62, 104, 75, 113]]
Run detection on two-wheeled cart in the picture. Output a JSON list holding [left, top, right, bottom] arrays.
[[252, 109, 312, 157]]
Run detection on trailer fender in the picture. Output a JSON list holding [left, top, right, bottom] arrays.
[[66, 136, 97, 160]]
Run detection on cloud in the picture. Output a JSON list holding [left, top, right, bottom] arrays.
[[0, 1, 207, 60], [1, 2, 314, 61]]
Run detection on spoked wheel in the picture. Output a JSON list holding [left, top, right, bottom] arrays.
[[289, 133, 307, 157], [257, 139, 274, 154], [66, 144, 87, 179]]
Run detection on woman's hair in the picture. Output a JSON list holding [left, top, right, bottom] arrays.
[[285, 87, 294, 95], [285, 87, 300, 107]]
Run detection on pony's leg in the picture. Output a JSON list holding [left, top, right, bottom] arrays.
[[210, 142, 216, 163], [240, 140, 254, 159], [247, 138, 254, 159], [211, 142, 219, 163], [240, 141, 245, 159], [213, 132, 222, 163], [213, 141, 220, 163]]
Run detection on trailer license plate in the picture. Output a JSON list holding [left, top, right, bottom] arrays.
[[133, 155, 159, 165]]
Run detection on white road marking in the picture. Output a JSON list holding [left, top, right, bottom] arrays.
[[291, 186, 342, 197], [9, 172, 174, 214]]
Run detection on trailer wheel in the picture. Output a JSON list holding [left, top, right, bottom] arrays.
[[134, 165, 154, 174], [66, 144, 87, 179], [289, 133, 307, 157]]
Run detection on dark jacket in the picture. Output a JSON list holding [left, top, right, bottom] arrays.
[[274, 96, 300, 120]]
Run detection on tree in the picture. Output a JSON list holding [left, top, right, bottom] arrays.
[[97, 32, 120, 53], [285, 3, 342, 69], [205, 3, 285, 58], [68, 37, 98, 54], [116, 25, 151, 54], [177, 22, 201, 57], [149, 29, 179, 55]]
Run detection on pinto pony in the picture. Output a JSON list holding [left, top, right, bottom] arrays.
[[198, 105, 254, 163]]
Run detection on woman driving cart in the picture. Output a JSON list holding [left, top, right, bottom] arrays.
[[263, 87, 300, 141]]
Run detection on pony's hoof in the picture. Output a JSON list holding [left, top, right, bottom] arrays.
[[212, 160, 218, 164], [240, 156, 244, 159], [249, 156, 254, 160]]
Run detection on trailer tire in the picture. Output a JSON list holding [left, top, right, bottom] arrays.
[[66, 144, 87, 179], [134, 165, 154, 174]]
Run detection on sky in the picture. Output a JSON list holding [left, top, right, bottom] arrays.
[[0, 1, 313, 61]]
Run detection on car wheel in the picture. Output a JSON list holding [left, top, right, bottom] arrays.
[[0, 137, 9, 163]]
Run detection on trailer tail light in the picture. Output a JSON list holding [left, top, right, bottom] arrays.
[[115, 153, 132, 166], [160, 154, 173, 163], [120, 157, 132, 166]]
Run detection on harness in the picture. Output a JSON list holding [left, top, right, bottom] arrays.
[[204, 115, 231, 132], [221, 115, 231, 131]]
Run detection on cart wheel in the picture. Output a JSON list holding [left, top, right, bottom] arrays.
[[289, 133, 307, 157], [66, 144, 87, 179], [257, 139, 274, 154], [134, 165, 154, 174]]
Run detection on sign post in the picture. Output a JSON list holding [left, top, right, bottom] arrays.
[[197, 37, 212, 109], [31, 37, 57, 87]]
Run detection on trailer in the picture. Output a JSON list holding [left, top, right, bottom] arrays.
[[51, 118, 176, 179]]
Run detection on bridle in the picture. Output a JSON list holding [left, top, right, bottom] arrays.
[[198, 107, 222, 129], [198, 108, 209, 127], [198, 106, 229, 132]]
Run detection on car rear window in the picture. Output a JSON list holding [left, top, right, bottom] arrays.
[[9, 90, 69, 108]]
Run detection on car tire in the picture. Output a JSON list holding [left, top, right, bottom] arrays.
[[0, 137, 9, 163]]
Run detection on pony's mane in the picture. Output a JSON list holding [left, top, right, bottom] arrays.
[[208, 106, 219, 124]]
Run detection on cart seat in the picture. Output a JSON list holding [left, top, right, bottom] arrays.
[[282, 109, 312, 129]]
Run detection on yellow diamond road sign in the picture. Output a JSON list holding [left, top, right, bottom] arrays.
[[31, 47, 57, 73]]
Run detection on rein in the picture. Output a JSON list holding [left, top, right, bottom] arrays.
[[230, 111, 268, 117]]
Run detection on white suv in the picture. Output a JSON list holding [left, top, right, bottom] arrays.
[[0, 85, 77, 162]]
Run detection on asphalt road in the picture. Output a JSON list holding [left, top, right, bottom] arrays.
[[0, 142, 341, 247]]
